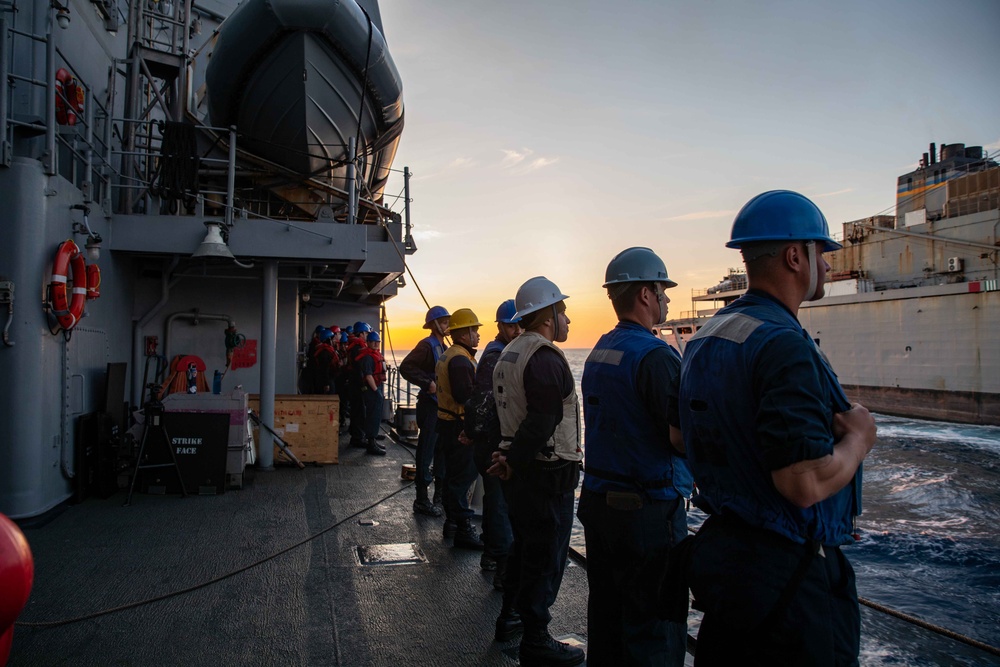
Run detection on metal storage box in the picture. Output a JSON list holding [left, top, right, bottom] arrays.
[[162, 390, 251, 488]]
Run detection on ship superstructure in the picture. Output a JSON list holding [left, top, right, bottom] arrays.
[[0, 0, 414, 517], [800, 144, 999, 424]]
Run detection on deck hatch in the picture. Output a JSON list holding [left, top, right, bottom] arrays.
[[356, 543, 427, 566]]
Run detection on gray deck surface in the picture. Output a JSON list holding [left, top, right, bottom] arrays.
[[9, 436, 591, 666]]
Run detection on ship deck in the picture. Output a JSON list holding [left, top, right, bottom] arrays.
[[10, 436, 591, 666]]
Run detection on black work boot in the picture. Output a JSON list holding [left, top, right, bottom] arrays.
[[494, 606, 523, 642], [492, 556, 507, 591], [413, 486, 443, 517], [453, 519, 484, 550], [365, 439, 386, 456], [518, 629, 585, 667]]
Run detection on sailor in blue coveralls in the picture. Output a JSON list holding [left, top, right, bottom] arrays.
[[578, 247, 691, 667], [679, 191, 878, 667], [399, 306, 451, 517]]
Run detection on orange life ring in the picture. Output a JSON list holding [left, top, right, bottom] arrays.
[[49, 240, 87, 330], [55, 68, 84, 126]]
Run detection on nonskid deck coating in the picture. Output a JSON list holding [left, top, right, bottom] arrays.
[[10, 438, 590, 666]]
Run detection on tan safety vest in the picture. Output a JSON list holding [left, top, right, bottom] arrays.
[[436, 344, 477, 421], [492, 331, 582, 462]]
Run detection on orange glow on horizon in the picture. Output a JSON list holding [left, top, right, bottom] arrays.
[[384, 293, 621, 353]]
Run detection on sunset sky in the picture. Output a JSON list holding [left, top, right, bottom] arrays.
[[373, 0, 999, 351]]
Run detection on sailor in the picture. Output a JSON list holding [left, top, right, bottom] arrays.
[[346, 322, 372, 448], [489, 277, 585, 667], [300, 324, 327, 393], [464, 299, 522, 582], [310, 328, 338, 395], [335, 331, 351, 433], [435, 308, 484, 548], [355, 330, 388, 456], [399, 306, 451, 517], [577, 247, 690, 667], [679, 190, 877, 666]]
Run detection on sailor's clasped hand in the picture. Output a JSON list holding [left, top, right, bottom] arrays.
[[487, 450, 512, 480]]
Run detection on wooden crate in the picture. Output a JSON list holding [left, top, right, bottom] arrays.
[[248, 394, 339, 464]]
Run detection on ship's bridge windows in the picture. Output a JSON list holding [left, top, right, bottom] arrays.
[[678, 326, 694, 335]]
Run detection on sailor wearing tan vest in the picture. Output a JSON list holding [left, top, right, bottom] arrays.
[[435, 308, 484, 549], [489, 277, 584, 667]]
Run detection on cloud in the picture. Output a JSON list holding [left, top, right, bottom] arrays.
[[409, 156, 479, 182], [413, 227, 445, 240], [500, 148, 531, 168], [816, 188, 854, 198], [524, 156, 560, 172], [499, 148, 559, 174], [985, 138, 1000, 154], [663, 210, 736, 222]]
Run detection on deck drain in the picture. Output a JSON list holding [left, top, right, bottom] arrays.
[[356, 543, 427, 566]]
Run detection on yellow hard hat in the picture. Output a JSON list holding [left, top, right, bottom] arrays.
[[448, 308, 482, 330]]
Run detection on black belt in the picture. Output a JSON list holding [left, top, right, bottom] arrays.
[[583, 464, 673, 489]]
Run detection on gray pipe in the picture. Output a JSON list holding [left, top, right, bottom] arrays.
[[163, 310, 235, 366], [258, 259, 277, 470], [44, 4, 55, 175], [131, 257, 180, 405]]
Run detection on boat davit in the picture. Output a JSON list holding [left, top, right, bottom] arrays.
[[205, 0, 403, 198]]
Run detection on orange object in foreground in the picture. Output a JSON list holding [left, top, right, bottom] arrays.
[[0, 513, 33, 666]]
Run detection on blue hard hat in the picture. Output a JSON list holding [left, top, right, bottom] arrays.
[[727, 190, 841, 251], [318, 328, 334, 342], [367, 331, 381, 343], [344, 325, 354, 334], [495, 299, 521, 324], [314, 325, 326, 335], [423, 306, 450, 329], [340, 332, 349, 343], [354, 321, 372, 333]]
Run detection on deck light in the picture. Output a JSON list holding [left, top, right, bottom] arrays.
[[192, 221, 235, 260]]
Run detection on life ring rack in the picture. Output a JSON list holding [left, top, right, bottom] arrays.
[[48, 239, 100, 331]]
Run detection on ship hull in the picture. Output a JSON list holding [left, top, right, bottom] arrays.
[[799, 282, 1000, 425], [837, 384, 997, 426]]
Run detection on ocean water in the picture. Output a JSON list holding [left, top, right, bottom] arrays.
[[559, 349, 1000, 667]]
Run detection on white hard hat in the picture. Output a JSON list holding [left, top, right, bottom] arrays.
[[513, 276, 569, 320]]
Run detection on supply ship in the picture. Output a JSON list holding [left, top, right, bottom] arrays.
[[0, 0, 414, 519], [658, 142, 1000, 425]]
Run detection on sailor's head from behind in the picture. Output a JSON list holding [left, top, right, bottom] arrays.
[[728, 190, 840, 303]]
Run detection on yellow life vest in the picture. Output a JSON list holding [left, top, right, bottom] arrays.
[[436, 344, 477, 421]]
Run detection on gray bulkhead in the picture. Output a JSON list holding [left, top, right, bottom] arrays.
[[1, 0, 410, 517]]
